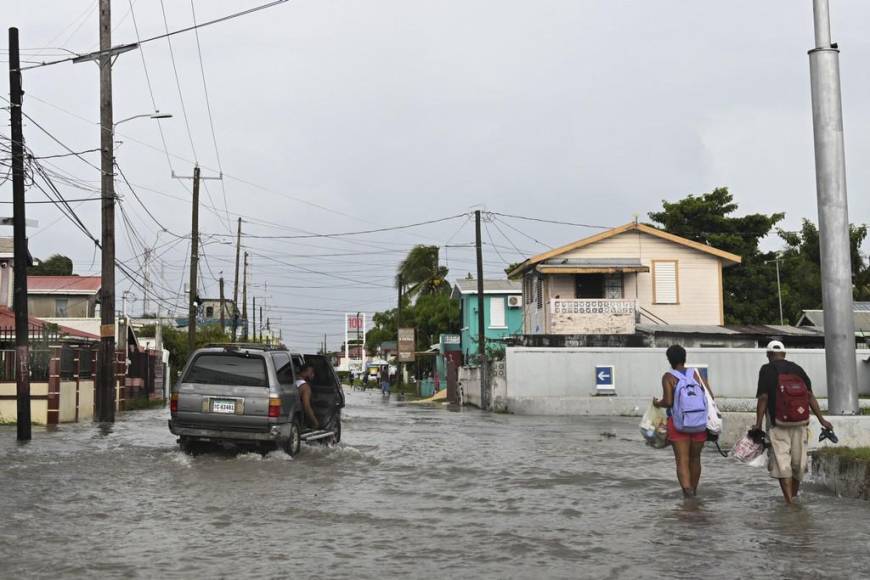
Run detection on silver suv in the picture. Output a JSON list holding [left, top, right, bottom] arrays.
[[168, 345, 344, 456]]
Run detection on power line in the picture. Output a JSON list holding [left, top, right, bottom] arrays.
[[21, 0, 294, 71], [489, 211, 611, 230]]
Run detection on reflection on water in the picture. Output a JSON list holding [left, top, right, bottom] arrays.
[[1, 390, 868, 579]]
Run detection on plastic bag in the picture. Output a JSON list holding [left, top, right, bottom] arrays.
[[731, 433, 764, 465], [704, 387, 722, 435], [640, 402, 668, 448]]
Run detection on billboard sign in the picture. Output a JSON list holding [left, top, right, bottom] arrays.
[[398, 327, 416, 362]]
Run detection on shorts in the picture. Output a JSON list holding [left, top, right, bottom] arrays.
[[768, 425, 808, 481], [667, 417, 707, 443]]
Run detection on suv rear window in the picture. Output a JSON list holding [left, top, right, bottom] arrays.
[[183, 353, 268, 387]]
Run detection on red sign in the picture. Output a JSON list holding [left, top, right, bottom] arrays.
[[347, 315, 363, 331]]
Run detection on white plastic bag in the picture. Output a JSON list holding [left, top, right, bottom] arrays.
[[731, 433, 764, 465], [640, 402, 668, 448], [702, 379, 722, 435]]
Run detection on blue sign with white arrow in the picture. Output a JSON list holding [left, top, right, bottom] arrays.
[[595, 365, 614, 390]]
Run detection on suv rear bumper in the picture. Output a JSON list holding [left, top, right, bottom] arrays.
[[168, 419, 291, 443]]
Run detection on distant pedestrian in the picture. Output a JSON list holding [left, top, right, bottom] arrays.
[[754, 340, 831, 504], [380, 366, 390, 395], [653, 344, 713, 498]]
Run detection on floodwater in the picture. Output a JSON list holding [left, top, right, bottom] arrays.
[[1, 390, 869, 580]]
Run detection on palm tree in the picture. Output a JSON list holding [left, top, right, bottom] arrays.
[[396, 245, 449, 300]]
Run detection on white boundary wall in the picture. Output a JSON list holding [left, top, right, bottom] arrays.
[[504, 347, 870, 414]]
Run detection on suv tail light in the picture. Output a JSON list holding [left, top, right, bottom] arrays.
[[268, 396, 281, 418], [170, 393, 178, 414]]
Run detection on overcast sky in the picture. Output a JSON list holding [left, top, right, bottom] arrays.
[[3, 0, 870, 351]]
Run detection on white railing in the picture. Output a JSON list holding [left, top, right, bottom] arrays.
[[550, 299, 637, 316]]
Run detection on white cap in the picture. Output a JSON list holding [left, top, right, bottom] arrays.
[[766, 340, 786, 352]]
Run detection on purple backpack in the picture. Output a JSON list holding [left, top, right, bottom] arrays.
[[670, 368, 708, 433]]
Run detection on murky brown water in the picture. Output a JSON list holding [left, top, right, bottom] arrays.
[[1, 390, 869, 579]]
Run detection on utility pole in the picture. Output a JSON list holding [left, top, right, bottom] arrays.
[[142, 247, 151, 315], [96, 0, 117, 423], [474, 210, 488, 410], [252, 297, 257, 343], [232, 217, 241, 339], [259, 304, 263, 343], [8, 27, 31, 440], [187, 166, 200, 354], [219, 275, 226, 333], [241, 252, 248, 341], [809, 0, 858, 415], [396, 274, 402, 384]]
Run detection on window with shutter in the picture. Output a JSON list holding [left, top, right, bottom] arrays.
[[489, 297, 506, 328], [653, 260, 678, 304]]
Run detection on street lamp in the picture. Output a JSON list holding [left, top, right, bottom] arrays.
[[113, 111, 172, 130]]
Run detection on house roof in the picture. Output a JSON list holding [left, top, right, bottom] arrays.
[[0, 306, 99, 340], [797, 308, 870, 333], [535, 257, 650, 275], [27, 275, 102, 295], [636, 323, 825, 338], [451, 279, 521, 298], [508, 222, 742, 278]]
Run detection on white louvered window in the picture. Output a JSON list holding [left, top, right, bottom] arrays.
[[489, 297, 506, 328], [653, 261, 678, 304]]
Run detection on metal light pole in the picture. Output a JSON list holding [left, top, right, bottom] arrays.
[[809, 0, 858, 414]]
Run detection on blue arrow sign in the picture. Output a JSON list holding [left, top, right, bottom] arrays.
[[595, 365, 614, 386]]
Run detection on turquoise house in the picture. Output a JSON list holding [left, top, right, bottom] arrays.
[[450, 279, 523, 364]]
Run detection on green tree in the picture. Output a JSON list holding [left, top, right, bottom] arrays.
[[410, 293, 460, 350], [648, 187, 784, 324], [777, 219, 870, 320], [365, 308, 398, 352], [29, 254, 73, 275], [396, 245, 449, 299], [159, 325, 231, 382]]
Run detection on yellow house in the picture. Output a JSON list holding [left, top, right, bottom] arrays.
[[508, 222, 742, 335]]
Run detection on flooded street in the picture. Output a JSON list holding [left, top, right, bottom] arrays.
[[2, 390, 869, 579]]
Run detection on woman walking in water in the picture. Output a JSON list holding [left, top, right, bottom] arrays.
[[653, 345, 713, 497]]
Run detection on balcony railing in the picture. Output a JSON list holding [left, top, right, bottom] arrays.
[[550, 299, 637, 316]]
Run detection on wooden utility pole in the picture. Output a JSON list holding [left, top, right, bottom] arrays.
[[241, 252, 249, 341], [219, 275, 226, 332], [252, 297, 257, 343], [96, 0, 117, 423], [187, 166, 201, 354], [232, 217, 241, 339], [8, 27, 31, 440], [396, 273, 402, 385], [259, 305, 263, 343], [474, 210, 488, 410]]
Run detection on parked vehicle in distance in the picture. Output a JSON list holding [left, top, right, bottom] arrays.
[[168, 344, 344, 456]]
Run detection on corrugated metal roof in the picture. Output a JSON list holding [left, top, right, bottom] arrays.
[[855, 302, 870, 312], [0, 306, 99, 339], [27, 275, 101, 294], [637, 324, 824, 337], [799, 308, 870, 332], [453, 279, 521, 295], [544, 258, 646, 267]]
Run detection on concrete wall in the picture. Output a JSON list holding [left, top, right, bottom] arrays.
[[60, 381, 77, 422], [79, 379, 94, 421], [550, 309, 635, 335], [504, 347, 870, 414], [0, 382, 49, 424], [458, 362, 508, 410], [0, 379, 95, 424]]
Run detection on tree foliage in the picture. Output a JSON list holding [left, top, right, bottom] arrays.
[[28, 254, 73, 276], [649, 187, 870, 324], [396, 245, 449, 299]]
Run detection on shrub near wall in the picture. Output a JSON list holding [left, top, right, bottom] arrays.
[[811, 448, 870, 500]]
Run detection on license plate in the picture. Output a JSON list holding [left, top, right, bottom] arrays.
[[211, 399, 237, 414]]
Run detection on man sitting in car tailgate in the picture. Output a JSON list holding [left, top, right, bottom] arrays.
[[295, 364, 320, 430]]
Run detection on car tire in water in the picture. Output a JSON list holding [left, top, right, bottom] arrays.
[[283, 420, 302, 457], [331, 417, 342, 445], [179, 437, 202, 456]]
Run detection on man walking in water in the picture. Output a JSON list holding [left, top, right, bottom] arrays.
[[754, 340, 831, 504]]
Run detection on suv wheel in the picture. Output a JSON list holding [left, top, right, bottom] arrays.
[[331, 417, 342, 445], [283, 420, 301, 457]]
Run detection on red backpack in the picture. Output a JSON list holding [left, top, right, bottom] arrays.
[[774, 373, 810, 426]]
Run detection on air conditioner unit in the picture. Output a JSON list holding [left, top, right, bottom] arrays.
[[507, 295, 522, 308]]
